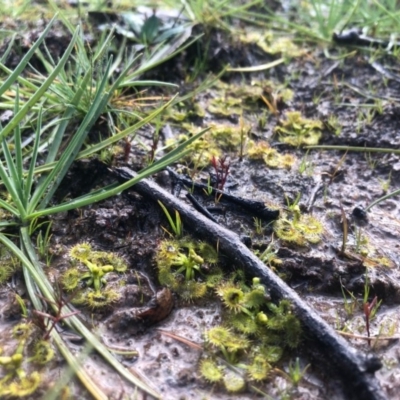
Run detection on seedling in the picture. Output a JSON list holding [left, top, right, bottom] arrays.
[[31, 219, 53, 266], [298, 150, 314, 175], [203, 175, 214, 197], [286, 358, 310, 386], [32, 285, 80, 341], [378, 171, 391, 193], [340, 281, 358, 317], [253, 217, 263, 235], [210, 155, 230, 191], [340, 202, 348, 254], [158, 200, 183, 237], [363, 273, 382, 346], [239, 115, 249, 161], [256, 239, 282, 268]]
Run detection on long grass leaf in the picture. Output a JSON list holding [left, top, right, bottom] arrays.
[[0, 198, 19, 217], [0, 33, 16, 64], [29, 58, 113, 213], [0, 15, 57, 97], [25, 111, 42, 208], [305, 145, 400, 154], [44, 65, 93, 164], [30, 128, 208, 218], [0, 143, 26, 218], [0, 26, 79, 140], [19, 234, 109, 400], [77, 94, 178, 159]]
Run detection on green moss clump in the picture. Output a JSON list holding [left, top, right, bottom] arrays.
[[0, 245, 20, 285], [166, 131, 221, 168]]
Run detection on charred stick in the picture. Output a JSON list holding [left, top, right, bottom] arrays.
[[112, 166, 385, 400], [333, 30, 399, 49], [186, 193, 218, 223], [306, 180, 324, 213], [166, 167, 279, 222]]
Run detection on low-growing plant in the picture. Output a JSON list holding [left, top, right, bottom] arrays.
[[199, 276, 302, 392], [286, 357, 310, 386], [0, 322, 54, 397], [256, 239, 282, 268], [156, 237, 221, 300], [247, 140, 296, 169], [274, 215, 324, 245], [61, 243, 127, 308], [158, 200, 183, 237], [274, 111, 322, 147]]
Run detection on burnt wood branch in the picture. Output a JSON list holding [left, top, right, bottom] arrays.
[[165, 167, 279, 222], [186, 192, 218, 223], [333, 30, 399, 49], [112, 166, 385, 400]]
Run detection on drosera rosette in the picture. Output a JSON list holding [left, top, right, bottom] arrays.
[[274, 111, 322, 147], [61, 242, 127, 308], [156, 237, 220, 300], [247, 140, 296, 169], [165, 129, 221, 169], [199, 276, 302, 393], [274, 211, 324, 246], [0, 322, 55, 398]]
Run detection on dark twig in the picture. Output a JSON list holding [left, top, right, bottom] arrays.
[[306, 179, 323, 213], [165, 167, 279, 222], [333, 29, 400, 49], [186, 193, 218, 223]]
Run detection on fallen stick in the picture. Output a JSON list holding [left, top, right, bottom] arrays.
[[114, 167, 386, 400]]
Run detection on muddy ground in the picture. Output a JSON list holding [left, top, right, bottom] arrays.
[[1, 3, 400, 400]]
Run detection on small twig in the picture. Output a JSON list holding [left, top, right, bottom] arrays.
[[306, 179, 323, 212], [333, 29, 399, 49], [157, 329, 203, 350], [186, 193, 218, 223], [339, 202, 348, 255], [369, 60, 400, 84], [337, 330, 399, 342], [165, 167, 279, 222]]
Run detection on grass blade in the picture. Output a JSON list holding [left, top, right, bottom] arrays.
[[0, 25, 79, 141], [0, 14, 57, 97]]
